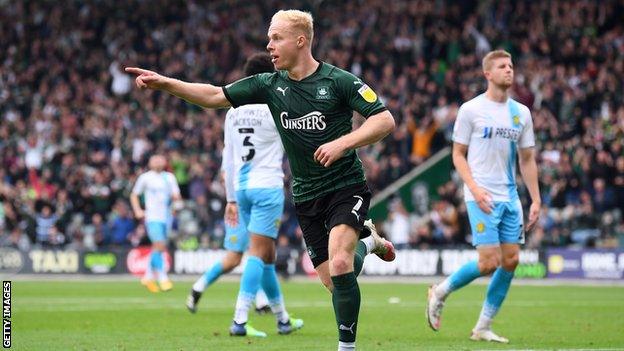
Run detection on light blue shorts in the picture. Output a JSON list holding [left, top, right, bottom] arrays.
[[237, 188, 284, 239], [466, 199, 524, 246], [146, 221, 168, 243], [223, 219, 249, 253]]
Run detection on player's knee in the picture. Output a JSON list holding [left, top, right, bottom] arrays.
[[231, 255, 243, 267], [222, 254, 243, 271], [249, 235, 276, 263], [262, 250, 276, 264], [480, 264, 497, 275], [502, 254, 519, 271], [479, 257, 500, 275], [248, 246, 263, 258], [329, 255, 352, 275], [248, 248, 274, 264]]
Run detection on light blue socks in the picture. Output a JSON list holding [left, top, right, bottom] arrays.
[[193, 261, 224, 292], [261, 264, 290, 323], [234, 256, 264, 323]]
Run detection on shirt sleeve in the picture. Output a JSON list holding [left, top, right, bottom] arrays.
[[168, 173, 181, 196], [452, 104, 472, 145], [221, 110, 237, 202], [518, 108, 536, 148], [337, 71, 387, 118], [131, 174, 145, 195], [222, 73, 270, 108]]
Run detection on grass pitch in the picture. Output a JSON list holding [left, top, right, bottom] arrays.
[[11, 278, 624, 350]]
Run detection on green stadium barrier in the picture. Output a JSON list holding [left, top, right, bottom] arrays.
[[369, 147, 452, 221]]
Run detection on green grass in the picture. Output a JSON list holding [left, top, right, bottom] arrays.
[[11, 279, 624, 350]]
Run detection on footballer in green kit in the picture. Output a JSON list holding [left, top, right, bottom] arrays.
[[126, 9, 396, 351], [223, 61, 384, 203]]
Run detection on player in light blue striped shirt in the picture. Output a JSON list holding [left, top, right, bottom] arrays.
[[427, 50, 541, 343]]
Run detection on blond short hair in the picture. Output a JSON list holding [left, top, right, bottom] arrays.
[[482, 50, 512, 71], [271, 10, 314, 43]]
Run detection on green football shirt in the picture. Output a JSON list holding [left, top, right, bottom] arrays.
[[222, 62, 387, 203]]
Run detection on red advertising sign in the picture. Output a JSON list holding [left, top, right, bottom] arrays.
[[126, 247, 171, 276]]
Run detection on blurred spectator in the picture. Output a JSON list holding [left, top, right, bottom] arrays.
[[0, 227, 31, 251], [82, 213, 108, 249], [383, 199, 411, 249], [106, 201, 135, 246], [413, 220, 435, 249], [65, 215, 87, 250], [29, 169, 57, 201], [429, 199, 460, 244], [407, 114, 440, 165], [35, 204, 57, 245], [129, 222, 149, 247], [46, 226, 67, 248], [88, 171, 113, 216], [55, 189, 74, 233], [109, 61, 133, 96], [591, 178, 616, 214]]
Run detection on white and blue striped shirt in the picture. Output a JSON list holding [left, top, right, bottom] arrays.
[[453, 94, 535, 202], [131, 170, 180, 223], [221, 104, 285, 201]]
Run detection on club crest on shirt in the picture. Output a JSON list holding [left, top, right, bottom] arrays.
[[512, 115, 520, 127], [357, 84, 377, 103], [229, 235, 238, 243], [316, 86, 331, 100]]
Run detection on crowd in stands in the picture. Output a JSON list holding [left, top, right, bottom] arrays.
[[1, 0, 623, 252]]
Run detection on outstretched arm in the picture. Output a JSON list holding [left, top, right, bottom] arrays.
[[314, 110, 395, 167], [125, 67, 231, 109]]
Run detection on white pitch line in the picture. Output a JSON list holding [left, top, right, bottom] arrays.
[[16, 297, 624, 305], [7, 274, 624, 286], [13, 298, 624, 313], [16, 296, 624, 307]]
